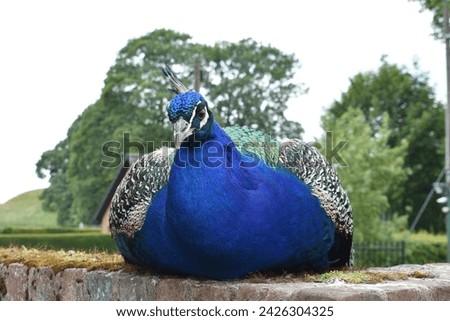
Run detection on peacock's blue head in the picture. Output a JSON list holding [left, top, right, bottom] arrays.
[[167, 91, 214, 149]]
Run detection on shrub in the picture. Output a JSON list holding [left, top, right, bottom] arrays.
[[353, 232, 447, 267], [0, 227, 100, 234], [401, 231, 447, 264], [0, 232, 117, 253]]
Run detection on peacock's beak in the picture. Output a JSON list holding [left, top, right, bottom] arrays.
[[173, 117, 194, 149]]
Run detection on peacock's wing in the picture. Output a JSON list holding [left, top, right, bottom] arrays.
[[223, 126, 280, 167], [224, 127, 353, 265], [279, 139, 353, 266], [109, 147, 174, 239], [225, 127, 353, 238]]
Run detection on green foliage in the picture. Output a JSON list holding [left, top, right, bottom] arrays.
[[0, 227, 100, 234], [204, 39, 305, 138], [406, 239, 447, 263], [353, 231, 447, 267], [325, 59, 441, 146], [0, 189, 57, 228], [36, 136, 75, 226], [36, 29, 305, 226], [0, 227, 116, 253], [323, 59, 445, 233], [353, 241, 406, 267], [321, 108, 408, 242], [412, 0, 446, 39], [398, 231, 447, 263]]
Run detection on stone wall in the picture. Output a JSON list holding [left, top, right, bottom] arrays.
[[1, 263, 450, 301]]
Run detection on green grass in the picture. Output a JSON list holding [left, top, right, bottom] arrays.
[[0, 227, 102, 234], [0, 189, 57, 228], [0, 189, 117, 252], [0, 232, 118, 253]]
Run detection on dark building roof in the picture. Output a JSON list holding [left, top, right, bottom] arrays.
[[93, 153, 141, 224]]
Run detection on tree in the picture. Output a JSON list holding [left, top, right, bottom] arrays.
[[324, 59, 445, 232], [35, 116, 81, 226], [413, 0, 446, 39], [321, 109, 408, 242], [37, 29, 305, 225], [36, 138, 74, 226], [204, 39, 305, 138], [65, 29, 197, 224]]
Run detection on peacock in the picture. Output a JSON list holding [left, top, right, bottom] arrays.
[[109, 66, 353, 280]]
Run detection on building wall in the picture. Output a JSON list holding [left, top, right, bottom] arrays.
[[100, 205, 110, 234]]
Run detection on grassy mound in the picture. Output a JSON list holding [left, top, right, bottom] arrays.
[[0, 189, 57, 228]]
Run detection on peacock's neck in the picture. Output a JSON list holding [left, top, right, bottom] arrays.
[[167, 121, 252, 221], [172, 122, 244, 170]]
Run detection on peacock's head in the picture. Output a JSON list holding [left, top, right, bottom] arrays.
[[167, 91, 213, 149], [163, 65, 214, 149]]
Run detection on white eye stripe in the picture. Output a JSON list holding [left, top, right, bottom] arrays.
[[189, 106, 197, 126], [189, 104, 209, 129], [199, 109, 209, 128]]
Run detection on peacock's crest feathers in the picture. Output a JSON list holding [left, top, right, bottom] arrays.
[[162, 65, 189, 94], [110, 147, 174, 238], [224, 126, 280, 167]]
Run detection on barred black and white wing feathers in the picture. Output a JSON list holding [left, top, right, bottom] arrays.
[[279, 139, 353, 267], [110, 147, 173, 239]]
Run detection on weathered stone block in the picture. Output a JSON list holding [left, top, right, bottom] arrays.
[[85, 270, 119, 300], [28, 267, 57, 300], [290, 284, 387, 301], [0, 263, 7, 300], [0, 263, 450, 301], [427, 263, 450, 281], [4, 263, 28, 301], [58, 268, 89, 300], [117, 272, 158, 301], [427, 280, 450, 300], [155, 278, 191, 300], [339, 287, 387, 301], [190, 281, 234, 300], [385, 287, 426, 300], [234, 283, 290, 300]]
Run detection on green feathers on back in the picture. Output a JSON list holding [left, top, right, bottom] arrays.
[[224, 126, 280, 167]]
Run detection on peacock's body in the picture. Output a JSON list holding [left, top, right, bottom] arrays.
[[109, 67, 353, 280]]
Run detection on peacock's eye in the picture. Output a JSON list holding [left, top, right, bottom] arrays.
[[197, 108, 206, 120]]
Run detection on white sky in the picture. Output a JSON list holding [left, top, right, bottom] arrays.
[[0, 0, 445, 204]]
